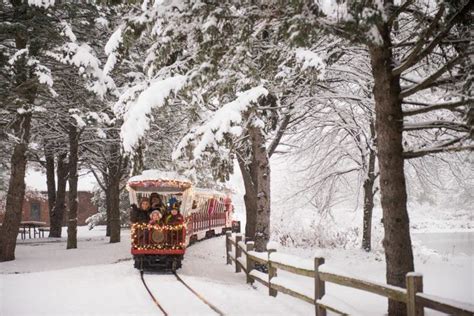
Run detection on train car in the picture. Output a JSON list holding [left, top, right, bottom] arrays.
[[127, 169, 240, 271]]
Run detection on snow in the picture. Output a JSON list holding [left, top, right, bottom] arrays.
[[1, 227, 313, 316], [127, 169, 191, 184], [8, 48, 28, 65], [28, 0, 55, 9], [105, 28, 122, 56], [173, 86, 268, 161], [117, 75, 187, 152], [270, 252, 314, 272], [248, 250, 268, 262], [271, 275, 313, 300], [47, 42, 116, 98], [417, 293, 474, 313], [317, 294, 365, 315], [1, 224, 472, 315], [314, 0, 351, 21], [104, 27, 123, 76], [295, 48, 326, 77], [60, 21, 77, 42]]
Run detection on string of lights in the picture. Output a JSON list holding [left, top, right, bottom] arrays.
[[131, 223, 186, 250]]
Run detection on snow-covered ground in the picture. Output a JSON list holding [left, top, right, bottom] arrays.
[[1, 226, 472, 315], [0, 226, 311, 316]]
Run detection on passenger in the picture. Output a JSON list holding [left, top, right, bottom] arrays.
[[165, 205, 184, 226], [150, 193, 166, 216], [130, 197, 151, 223], [149, 210, 163, 226], [167, 196, 178, 211]]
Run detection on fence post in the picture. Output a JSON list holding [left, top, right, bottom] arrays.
[[226, 231, 232, 265], [235, 234, 243, 273], [314, 257, 326, 316], [268, 247, 277, 297], [407, 273, 424, 316], [246, 241, 255, 284]]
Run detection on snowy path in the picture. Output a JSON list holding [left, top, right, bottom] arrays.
[[142, 273, 221, 315], [1, 226, 472, 315], [0, 227, 313, 316]]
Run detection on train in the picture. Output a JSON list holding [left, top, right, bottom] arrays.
[[127, 169, 240, 271]]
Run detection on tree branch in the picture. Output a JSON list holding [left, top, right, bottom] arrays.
[[403, 120, 469, 132], [393, 4, 445, 76], [404, 144, 474, 159], [400, 53, 465, 98], [268, 113, 291, 158], [393, 0, 473, 76], [387, 0, 415, 26], [403, 99, 473, 116]]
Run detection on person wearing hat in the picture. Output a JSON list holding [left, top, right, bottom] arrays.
[[130, 197, 152, 223], [165, 204, 184, 226], [149, 210, 163, 226]]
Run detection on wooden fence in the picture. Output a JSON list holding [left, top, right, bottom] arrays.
[[225, 232, 474, 316]]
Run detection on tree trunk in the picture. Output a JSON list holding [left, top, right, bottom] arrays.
[[362, 120, 377, 251], [0, 1, 36, 261], [369, 26, 414, 315], [108, 137, 123, 243], [0, 113, 32, 261], [237, 155, 258, 240], [108, 176, 121, 243], [50, 153, 67, 237], [105, 188, 111, 237], [248, 125, 271, 252], [67, 125, 79, 249], [44, 143, 56, 218], [132, 139, 144, 176], [362, 140, 377, 251]]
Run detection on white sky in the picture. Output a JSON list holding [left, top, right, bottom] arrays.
[[25, 168, 97, 192]]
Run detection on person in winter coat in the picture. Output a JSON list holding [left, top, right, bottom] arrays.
[[149, 210, 163, 226], [130, 197, 151, 223], [165, 206, 184, 226], [150, 193, 166, 216]]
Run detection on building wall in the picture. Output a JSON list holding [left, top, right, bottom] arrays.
[[0, 191, 98, 226]]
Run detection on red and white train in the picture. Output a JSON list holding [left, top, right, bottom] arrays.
[[127, 169, 240, 271]]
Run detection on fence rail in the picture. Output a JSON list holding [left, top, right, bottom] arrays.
[[225, 232, 474, 316]]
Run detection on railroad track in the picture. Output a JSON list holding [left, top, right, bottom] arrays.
[[140, 270, 225, 316]]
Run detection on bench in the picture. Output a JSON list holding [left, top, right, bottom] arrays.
[[18, 227, 27, 240], [38, 227, 50, 238]]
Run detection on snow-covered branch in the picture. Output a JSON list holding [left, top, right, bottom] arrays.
[[393, 0, 472, 76], [403, 121, 469, 133], [117, 75, 187, 152], [404, 143, 474, 159], [403, 99, 472, 117], [392, 4, 445, 76], [172, 86, 268, 162], [400, 54, 466, 98]]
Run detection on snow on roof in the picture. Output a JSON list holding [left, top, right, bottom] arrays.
[[25, 169, 97, 192], [192, 188, 227, 197], [128, 169, 191, 184]]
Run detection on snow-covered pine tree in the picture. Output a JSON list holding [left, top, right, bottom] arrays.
[[1, 0, 119, 256], [104, 1, 338, 251]]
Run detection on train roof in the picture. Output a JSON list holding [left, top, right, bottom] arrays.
[[192, 188, 228, 198], [127, 169, 192, 192]]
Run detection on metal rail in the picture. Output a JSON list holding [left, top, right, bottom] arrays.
[[173, 272, 225, 316], [138, 229, 232, 315], [140, 271, 168, 316]]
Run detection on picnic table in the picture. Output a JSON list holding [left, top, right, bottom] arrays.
[[19, 221, 48, 239]]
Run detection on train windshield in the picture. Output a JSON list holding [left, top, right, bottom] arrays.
[[127, 169, 194, 214]]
